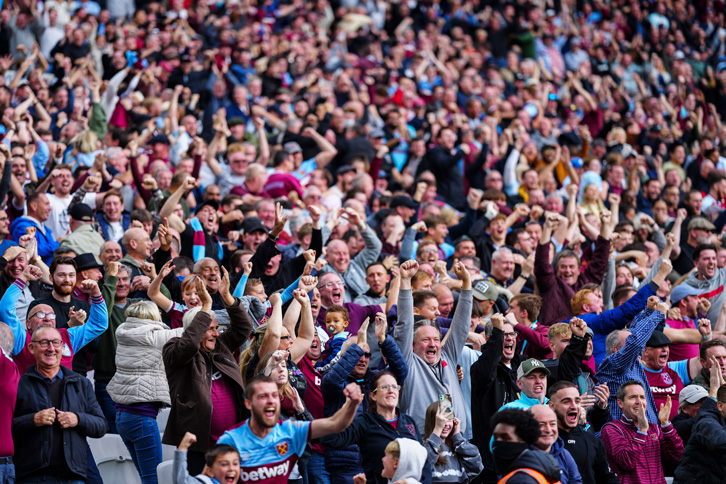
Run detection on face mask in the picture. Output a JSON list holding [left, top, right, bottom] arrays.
[[177, 275, 186, 282], [491, 440, 529, 461]]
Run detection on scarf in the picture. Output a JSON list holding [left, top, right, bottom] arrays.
[[190, 217, 222, 262]]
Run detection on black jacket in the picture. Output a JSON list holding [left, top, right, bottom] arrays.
[[422, 146, 467, 210], [471, 327, 522, 483], [495, 448, 561, 484], [248, 228, 322, 296], [559, 425, 619, 484], [673, 397, 726, 484], [12, 365, 107, 480]]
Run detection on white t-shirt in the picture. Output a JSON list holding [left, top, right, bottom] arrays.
[[107, 221, 124, 243], [46, 193, 97, 241]]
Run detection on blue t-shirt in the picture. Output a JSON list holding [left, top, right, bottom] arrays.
[[217, 419, 310, 483]]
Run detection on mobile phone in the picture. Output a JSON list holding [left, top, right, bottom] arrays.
[[439, 393, 453, 420]]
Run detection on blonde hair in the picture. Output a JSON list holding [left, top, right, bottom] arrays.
[[547, 322, 572, 341], [240, 324, 268, 384], [384, 440, 400, 458], [125, 301, 162, 322], [72, 130, 98, 154]]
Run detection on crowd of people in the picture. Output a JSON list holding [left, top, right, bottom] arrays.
[[3, 0, 726, 483]]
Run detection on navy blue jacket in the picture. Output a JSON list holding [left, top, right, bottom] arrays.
[[12, 365, 107, 480], [321, 335, 408, 471], [674, 397, 726, 484], [321, 410, 431, 484], [95, 211, 131, 242]]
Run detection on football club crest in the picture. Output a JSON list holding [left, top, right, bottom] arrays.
[[276, 442, 289, 456], [62, 343, 71, 357], [662, 373, 672, 385], [406, 424, 415, 435]]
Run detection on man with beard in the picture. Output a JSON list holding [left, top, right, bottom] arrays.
[[548, 381, 619, 484], [248, 202, 323, 296], [217, 376, 365, 483], [28, 256, 104, 375], [93, 262, 142, 433], [321, 312, 408, 482], [162, 176, 225, 265], [0, 262, 107, 374], [471, 313, 521, 483]]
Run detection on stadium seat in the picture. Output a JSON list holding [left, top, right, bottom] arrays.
[[157, 407, 171, 433], [157, 460, 174, 483], [97, 458, 142, 484], [88, 434, 131, 463]]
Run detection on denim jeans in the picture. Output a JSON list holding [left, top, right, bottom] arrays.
[[304, 452, 330, 484], [17, 478, 83, 484], [116, 411, 162, 484], [0, 462, 14, 484], [94, 381, 117, 434]]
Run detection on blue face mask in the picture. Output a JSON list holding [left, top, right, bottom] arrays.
[[177, 275, 185, 282]]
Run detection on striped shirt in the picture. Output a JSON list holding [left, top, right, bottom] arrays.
[[595, 308, 664, 424]]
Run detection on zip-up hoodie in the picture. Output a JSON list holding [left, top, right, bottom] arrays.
[[391, 438, 428, 484], [683, 269, 726, 325], [544, 437, 582, 484]]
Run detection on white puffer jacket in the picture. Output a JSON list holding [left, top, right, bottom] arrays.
[[107, 317, 185, 405]]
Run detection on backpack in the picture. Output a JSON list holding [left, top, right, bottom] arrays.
[[497, 468, 561, 484]]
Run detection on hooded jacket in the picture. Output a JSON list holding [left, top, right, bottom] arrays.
[[683, 268, 726, 325], [107, 316, 185, 406], [424, 432, 484, 483], [673, 397, 726, 484], [391, 438, 428, 484], [494, 446, 561, 484], [544, 437, 582, 484]]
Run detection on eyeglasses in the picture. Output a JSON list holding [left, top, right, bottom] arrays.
[[31, 339, 62, 349], [374, 384, 400, 392], [279, 336, 290, 340], [362, 352, 372, 358], [320, 281, 344, 289], [31, 311, 56, 320], [503, 331, 519, 339]]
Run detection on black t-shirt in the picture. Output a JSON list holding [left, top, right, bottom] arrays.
[[180, 223, 222, 265]]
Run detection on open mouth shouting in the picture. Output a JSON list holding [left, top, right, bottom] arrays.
[[223, 471, 238, 484], [503, 341, 515, 359], [330, 288, 342, 304], [565, 408, 579, 426]]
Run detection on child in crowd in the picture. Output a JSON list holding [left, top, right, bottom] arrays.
[[149, 260, 202, 328], [423, 402, 484, 483], [173, 432, 240, 484], [381, 438, 428, 484], [315, 304, 352, 372]]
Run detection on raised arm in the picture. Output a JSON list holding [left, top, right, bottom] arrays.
[[160, 176, 196, 233], [288, 288, 315, 364], [304, 126, 338, 169], [0, 261, 42, 354], [163, 279, 213, 367], [442, 262, 473, 363], [393, 260, 419, 361], [257, 293, 283, 359], [149, 260, 175, 312], [67, 280, 108, 351]]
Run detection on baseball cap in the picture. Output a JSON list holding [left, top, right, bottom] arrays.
[[473, 280, 498, 302], [283, 142, 302, 154], [336, 165, 356, 176], [149, 134, 171, 146], [75, 253, 103, 272], [679, 385, 709, 406], [517, 358, 551, 379], [687, 217, 716, 232], [390, 195, 417, 210], [645, 330, 672, 348], [369, 129, 385, 139], [195, 199, 219, 214], [228, 117, 246, 127], [670, 284, 702, 305], [241, 217, 267, 234], [69, 203, 94, 222]]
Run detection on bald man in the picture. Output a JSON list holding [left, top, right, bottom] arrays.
[[530, 404, 583, 484], [120, 227, 153, 298]]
